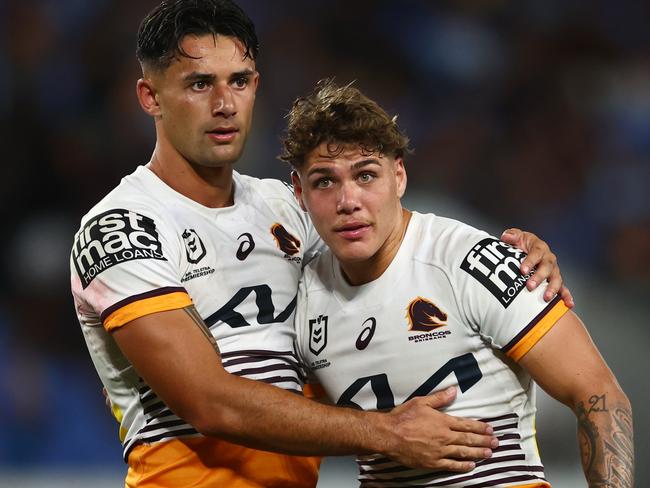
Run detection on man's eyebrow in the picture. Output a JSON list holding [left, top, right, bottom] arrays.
[[183, 72, 216, 83], [230, 69, 256, 79], [307, 166, 334, 178], [351, 158, 381, 170], [306, 158, 382, 177]]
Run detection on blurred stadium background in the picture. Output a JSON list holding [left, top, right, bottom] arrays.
[[1, 0, 648, 486]]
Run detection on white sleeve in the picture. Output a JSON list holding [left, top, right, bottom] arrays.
[[70, 206, 192, 331], [451, 233, 569, 361]]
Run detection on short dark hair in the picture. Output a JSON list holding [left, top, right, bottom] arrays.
[[136, 0, 259, 71], [280, 79, 412, 169]]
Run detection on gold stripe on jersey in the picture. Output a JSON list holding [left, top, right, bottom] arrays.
[[126, 437, 321, 488], [104, 290, 192, 331], [111, 402, 128, 442], [513, 483, 550, 487], [303, 382, 326, 399], [504, 297, 569, 362]]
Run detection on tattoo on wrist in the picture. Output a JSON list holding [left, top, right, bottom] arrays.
[[576, 394, 634, 487], [184, 306, 220, 353]]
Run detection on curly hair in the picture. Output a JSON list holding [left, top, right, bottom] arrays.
[[136, 0, 258, 72], [280, 79, 412, 168]]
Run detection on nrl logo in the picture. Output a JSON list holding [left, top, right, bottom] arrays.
[[309, 315, 328, 356], [182, 229, 206, 264]]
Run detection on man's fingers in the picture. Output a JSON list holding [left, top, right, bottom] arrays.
[[500, 228, 523, 246], [444, 445, 493, 461], [558, 285, 575, 308], [451, 430, 499, 448], [449, 417, 494, 436], [422, 386, 457, 409]]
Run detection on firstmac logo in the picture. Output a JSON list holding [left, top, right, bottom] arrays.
[[72, 209, 166, 288], [461, 238, 530, 308]]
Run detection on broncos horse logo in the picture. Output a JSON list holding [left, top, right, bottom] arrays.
[[270, 223, 301, 256], [406, 297, 448, 332]]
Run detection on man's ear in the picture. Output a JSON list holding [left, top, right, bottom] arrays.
[[136, 77, 162, 117], [395, 157, 407, 198], [291, 170, 308, 211]]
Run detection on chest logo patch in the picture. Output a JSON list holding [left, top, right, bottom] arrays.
[[309, 314, 328, 356], [406, 297, 448, 331], [182, 229, 206, 264], [271, 223, 301, 256]]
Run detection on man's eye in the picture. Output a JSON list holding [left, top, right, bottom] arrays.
[[233, 77, 248, 88], [315, 178, 332, 189], [358, 172, 374, 183], [192, 81, 209, 91]]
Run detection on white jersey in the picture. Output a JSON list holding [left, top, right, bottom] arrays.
[[70, 166, 323, 464], [295, 211, 568, 488]]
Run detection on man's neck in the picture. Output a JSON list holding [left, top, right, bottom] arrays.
[[148, 143, 235, 209], [340, 208, 412, 286]]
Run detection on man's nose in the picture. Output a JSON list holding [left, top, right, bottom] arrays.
[[336, 182, 361, 214], [211, 85, 236, 118]]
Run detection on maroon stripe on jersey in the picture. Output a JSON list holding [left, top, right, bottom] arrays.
[[138, 419, 188, 434], [231, 363, 301, 376], [220, 349, 298, 358], [491, 444, 522, 453], [497, 433, 521, 441], [501, 295, 561, 354], [100, 286, 187, 323], [142, 401, 166, 415], [479, 413, 518, 423], [475, 454, 526, 467], [256, 375, 301, 386], [358, 465, 545, 486], [463, 473, 547, 487], [222, 354, 301, 368], [492, 422, 518, 432]]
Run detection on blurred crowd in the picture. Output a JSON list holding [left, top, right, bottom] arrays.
[[0, 0, 648, 476]]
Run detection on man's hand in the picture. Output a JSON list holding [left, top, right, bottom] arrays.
[[379, 387, 498, 472], [501, 228, 574, 308]]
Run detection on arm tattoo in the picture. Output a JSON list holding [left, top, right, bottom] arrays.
[[576, 394, 634, 487], [183, 306, 220, 354]]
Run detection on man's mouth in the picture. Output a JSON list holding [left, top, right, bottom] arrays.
[[334, 222, 371, 240], [207, 127, 239, 142]]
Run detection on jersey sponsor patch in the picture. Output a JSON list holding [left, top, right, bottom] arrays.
[[460, 238, 530, 308], [72, 209, 166, 289]]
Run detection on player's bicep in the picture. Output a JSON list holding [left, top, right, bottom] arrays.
[[518, 311, 619, 408], [112, 306, 227, 421]]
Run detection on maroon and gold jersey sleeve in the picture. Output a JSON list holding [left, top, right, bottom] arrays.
[[70, 207, 191, 331], [454, 235, 570, 361]]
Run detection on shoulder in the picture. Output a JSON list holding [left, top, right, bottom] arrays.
[[235, 172, 297, 206], [409, 212, 491, 271], [301, 250, 335, 294], [77, 166, 169, 230]]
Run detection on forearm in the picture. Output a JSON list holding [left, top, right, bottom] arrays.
[[574, 391, 634, 488], [195, 372, 388, 456]]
